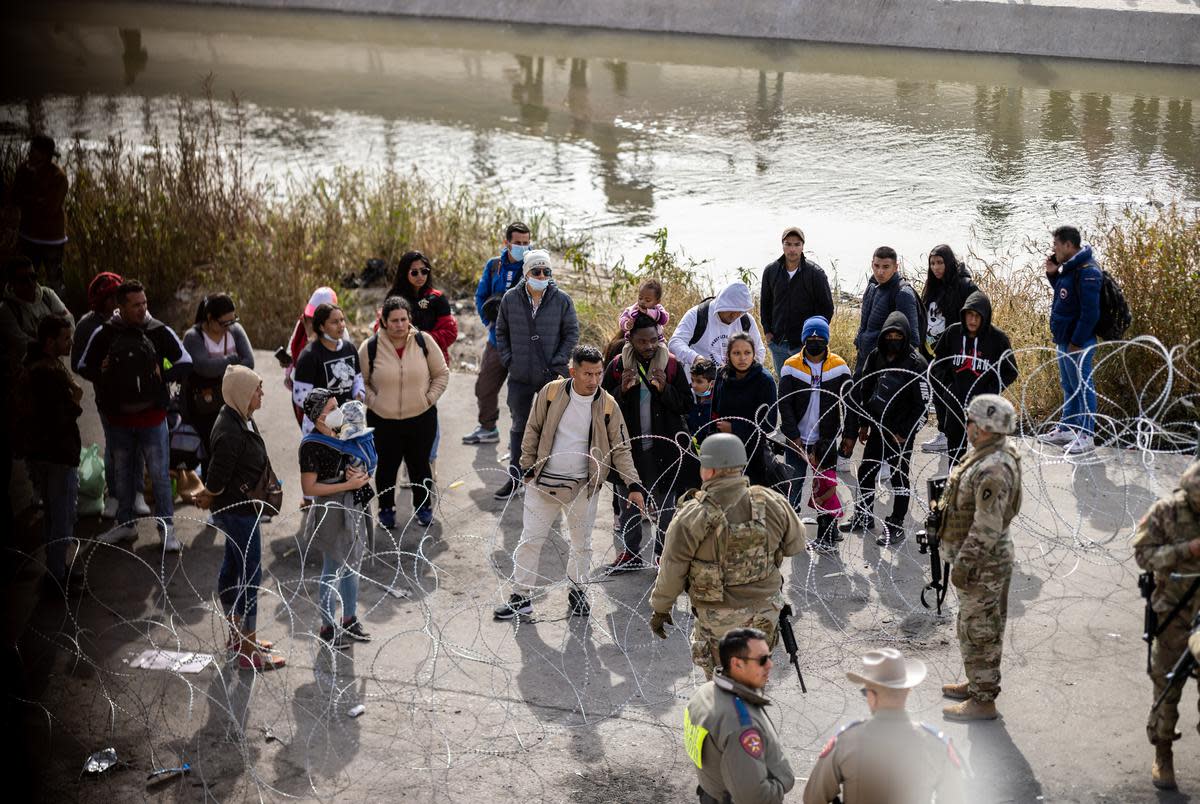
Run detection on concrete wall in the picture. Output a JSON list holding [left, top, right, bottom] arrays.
[[162, 0, 1200, 66]]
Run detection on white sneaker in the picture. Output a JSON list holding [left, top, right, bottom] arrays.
[[162, 526, 182, 553], [134, 496, 152, 516], [1064, 434, 1095, 455], [1039, 427, 1075, 446], [98, 522, 137, 544], [920, 433, 948, 453], [102, 496, 119, 519]]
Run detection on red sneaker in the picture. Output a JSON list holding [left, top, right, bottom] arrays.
[[236, 650, 287, 672]]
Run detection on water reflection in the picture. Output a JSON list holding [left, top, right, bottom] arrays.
[[1, 3, 1198, 275]]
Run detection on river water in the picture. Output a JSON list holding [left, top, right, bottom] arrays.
[[3, 1, 1199, 289]]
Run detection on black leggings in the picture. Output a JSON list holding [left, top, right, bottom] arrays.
[[856, 429, 916, 524], [368, 407, 437, 512]]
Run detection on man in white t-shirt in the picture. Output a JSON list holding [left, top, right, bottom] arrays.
[[493, 345, 645, 621], [668, 281, 766, 382]]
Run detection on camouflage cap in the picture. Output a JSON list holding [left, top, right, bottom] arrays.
[[966, 394, 1016, 435], [699, 433, 748, 469]]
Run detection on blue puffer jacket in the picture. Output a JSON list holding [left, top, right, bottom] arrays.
[[1048, 245, 1102, 347], [853, 274, 920, 372], [474, 248, 525, 346]]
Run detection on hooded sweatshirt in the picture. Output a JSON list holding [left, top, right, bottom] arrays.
[[845, 311, 929, 440], [668, 282, 766, 381], [931, 290, 1019, 404]]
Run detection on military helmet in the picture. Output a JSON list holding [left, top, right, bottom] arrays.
[[699, 433, 748, 469], [965, 394, 1016, 435]]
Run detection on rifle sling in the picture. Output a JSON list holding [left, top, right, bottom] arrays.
[[1153, 576, 1200, 638]]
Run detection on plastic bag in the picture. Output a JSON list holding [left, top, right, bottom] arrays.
[[77, 444, 106, 518]]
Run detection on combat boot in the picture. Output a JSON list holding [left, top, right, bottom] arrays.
[[942, 697, 998, 721], [1152, 742, 1176, 790], [941, 681, 970, 700]]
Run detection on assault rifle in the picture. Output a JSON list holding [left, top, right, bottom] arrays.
[[915, 476, 950, 615], [1152, 611, 1200, 712], [778, 604, 807, 693]]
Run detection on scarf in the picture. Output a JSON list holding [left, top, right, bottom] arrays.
[[301, 431, 379, 475]]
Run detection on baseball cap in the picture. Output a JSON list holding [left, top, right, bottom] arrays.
[[781, 226, 806, 243], [304, 286, 338, 318]]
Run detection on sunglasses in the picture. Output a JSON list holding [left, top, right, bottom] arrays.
[[409, 268, 431, 276], [218, 315, 240, 328], [736, 653, 771, 667], [528, 268, 552, 278]]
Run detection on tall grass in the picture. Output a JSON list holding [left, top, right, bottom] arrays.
[[1, 90, 576, 346], [3, 94, 1196, 428]]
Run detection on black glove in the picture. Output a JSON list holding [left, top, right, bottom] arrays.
[[650, 610, 673, 639]]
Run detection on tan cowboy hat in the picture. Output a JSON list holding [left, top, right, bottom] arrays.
[[845, 648, 927, 690]]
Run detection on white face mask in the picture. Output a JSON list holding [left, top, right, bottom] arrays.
[[527, 276, 550, 292], [323, 407, 345, 432], [509, 244, 530, 261]]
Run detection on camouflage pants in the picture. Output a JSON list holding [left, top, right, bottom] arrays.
[[1146, 603, 1200, 745], [955, 562, 1012, 702], [690, 596, 782, 680]]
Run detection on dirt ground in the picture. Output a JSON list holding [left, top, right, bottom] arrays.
[[5, 346, 1199, 803]]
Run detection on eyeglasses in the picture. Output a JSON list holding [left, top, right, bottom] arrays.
[[736, 653, 771, 667], [528, 268, 551, 278], [218, 315, 240, 328], [409, 268, 431, 276]]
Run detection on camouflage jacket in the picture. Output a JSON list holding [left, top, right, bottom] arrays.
[[652, 475, 804, 612], [1131, 462, 1200, 614], [937, 435, 1022, 571]]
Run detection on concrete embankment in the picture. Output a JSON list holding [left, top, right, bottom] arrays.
[[161, 0, 1200, 66]]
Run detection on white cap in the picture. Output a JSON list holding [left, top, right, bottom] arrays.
[[305, 286, 338, 317], [523, 249, 552, 276]]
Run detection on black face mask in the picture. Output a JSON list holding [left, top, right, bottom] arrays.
[[804, 339, 827, 358], [883, 339, 905, 356]]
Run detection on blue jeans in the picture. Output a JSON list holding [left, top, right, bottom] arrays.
[[769, 341, 797, 379], [1056, 340, 1097, 435], [430, 421, 441, 461], [99, 412, 143, 500], [319, 553, 359, 627], [31, 461, 78, 584], [109, 419, 173, 527], [214, 511, 262, 631]]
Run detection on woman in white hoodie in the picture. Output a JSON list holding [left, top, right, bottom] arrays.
[[667, 281, 766, 382]]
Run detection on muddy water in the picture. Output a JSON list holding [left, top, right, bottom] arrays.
[[3, 1, 1198, 289]]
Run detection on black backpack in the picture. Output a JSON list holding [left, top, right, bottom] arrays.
[[688, 297, 752, 346], [1076, 267, 1132, 341], [100, 326, 163, 414], [366, 331, 428, 377], [899, 278, 930, 357]]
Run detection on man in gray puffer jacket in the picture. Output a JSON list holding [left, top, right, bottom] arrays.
[[494, 249, 579, 499]]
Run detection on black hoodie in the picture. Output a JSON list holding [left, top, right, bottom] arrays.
[[931, 290, 1019, 404], [845, 310, 929, 440]]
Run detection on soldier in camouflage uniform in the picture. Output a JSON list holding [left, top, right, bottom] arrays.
[[1131, 459, 1200, 790], [936, 393, 1022, 722], [649, 434, 806, 679]]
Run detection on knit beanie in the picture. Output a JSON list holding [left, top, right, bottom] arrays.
[[801, 316, 831, 342], [522, 249, 552, 276]]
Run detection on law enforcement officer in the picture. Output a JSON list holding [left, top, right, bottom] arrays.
[[937, 393, 1022, 721], [649, 434, 805, 678], [803, 648, 965, 804], [1131, 459, 1200, 790], [683, 627, 795, 804]]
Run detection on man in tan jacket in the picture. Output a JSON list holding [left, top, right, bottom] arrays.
[[493, 345, 645, 620]]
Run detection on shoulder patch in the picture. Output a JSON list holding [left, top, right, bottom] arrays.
[[739, 728, 765, 759], [818, 736, 837, 758]]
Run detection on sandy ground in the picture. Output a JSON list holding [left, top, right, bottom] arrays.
[[6, 347, 1199, 803]]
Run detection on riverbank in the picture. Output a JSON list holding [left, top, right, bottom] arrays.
[[157, 0, 1200, 66], [2, 100, 1198, 429]]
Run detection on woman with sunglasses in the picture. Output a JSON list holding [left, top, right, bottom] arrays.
[[182, 292, 255, 476], [385, 251, 457, 364]]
